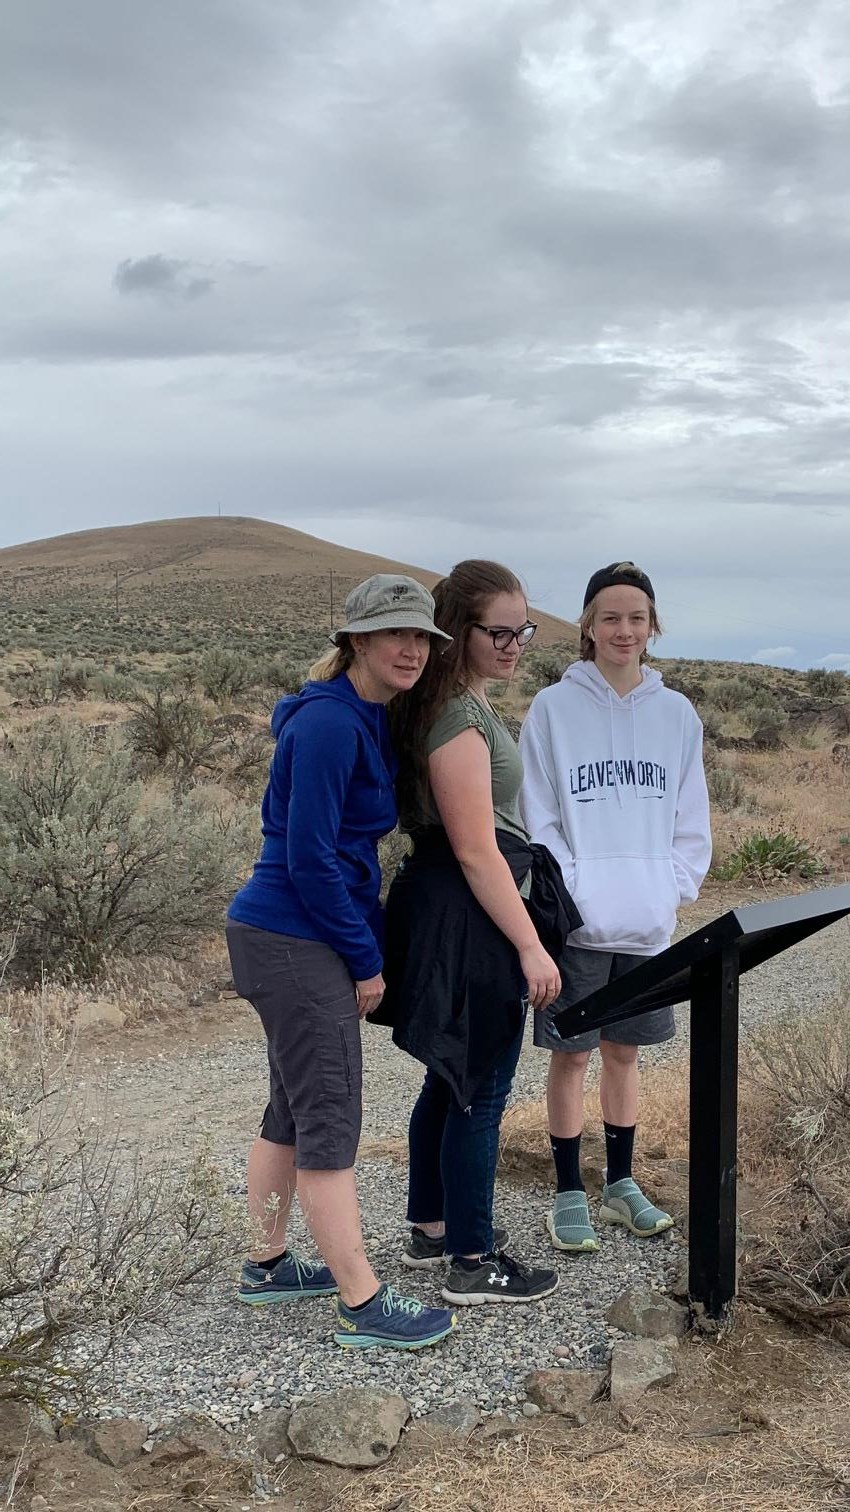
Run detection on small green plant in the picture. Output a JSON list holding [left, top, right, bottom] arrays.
[[714, 830, 824, 882]]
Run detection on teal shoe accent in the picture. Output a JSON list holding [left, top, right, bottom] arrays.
[[238, 1250, 338, 1304], [599, 1177, 674, 1237], [546, 1190, 599, 1253], [334, 1284, 457, 1350]]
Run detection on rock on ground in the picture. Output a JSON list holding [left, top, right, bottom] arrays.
[[423, 1399, 482, 1434], [606, 1285, 689, 1341], [609, 1339, 678, 1404], [250, 1406, 292, 1462], [524, 1368, 606, 1424], [72, 1417, 148, 1467], [287, 1388, 410, 1468]]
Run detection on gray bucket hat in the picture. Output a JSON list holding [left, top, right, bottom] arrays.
[[331, 574, 452, 644]]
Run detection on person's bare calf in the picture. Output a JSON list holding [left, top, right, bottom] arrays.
[[298, 1166, 381, 1307]]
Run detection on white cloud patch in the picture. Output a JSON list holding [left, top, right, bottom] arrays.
[[752, 646, 799, 665], [813, 652, 850, 673]]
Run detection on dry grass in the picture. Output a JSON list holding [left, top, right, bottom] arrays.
[[328, 1330, 850, 1512], [709, 744, 849, 877], [0, 947, 221, 1030]]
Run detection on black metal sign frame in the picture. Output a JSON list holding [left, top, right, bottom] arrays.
[[553, 884, 850, 1319]]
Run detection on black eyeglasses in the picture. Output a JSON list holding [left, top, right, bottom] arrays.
[[472, 621, 538, 651]]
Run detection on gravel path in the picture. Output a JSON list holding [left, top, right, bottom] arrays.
[[79, 916, 848, 1428]]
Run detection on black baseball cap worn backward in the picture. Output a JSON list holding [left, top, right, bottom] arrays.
[[582, 562, 655, 609]]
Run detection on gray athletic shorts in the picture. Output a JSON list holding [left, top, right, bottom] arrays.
[[226, 921, 362, 1170], [533, 945, 676, 1053]]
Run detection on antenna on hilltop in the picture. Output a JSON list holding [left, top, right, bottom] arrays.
[[217, 502, 221, 519]]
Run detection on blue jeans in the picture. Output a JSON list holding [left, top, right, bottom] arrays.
[[405, 1016, 525, 1256]]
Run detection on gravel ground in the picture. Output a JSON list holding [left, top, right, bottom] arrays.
[[78, 916, 848, 1427]]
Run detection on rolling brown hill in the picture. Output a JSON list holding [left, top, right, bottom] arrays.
[[0, 515, 578, 654]]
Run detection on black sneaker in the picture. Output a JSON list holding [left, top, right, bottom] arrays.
[[441, 1251, 559, 1306], [402, 1226, 511, 1271]]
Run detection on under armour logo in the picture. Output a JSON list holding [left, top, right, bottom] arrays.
[[391, 584, 409, 601], [488, 1271, 509, 1287]]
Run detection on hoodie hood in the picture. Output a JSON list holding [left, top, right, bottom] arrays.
[[561, 659, 663, 704], [271, 672, 384, 738]]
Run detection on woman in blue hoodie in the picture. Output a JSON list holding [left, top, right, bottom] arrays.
[[520, 562, 711, 1254], [226, 574, 457, 1351]]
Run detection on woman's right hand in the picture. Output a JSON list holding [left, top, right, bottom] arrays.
[[355, 973, 386, 1019], [518, 944, 561, 1010]]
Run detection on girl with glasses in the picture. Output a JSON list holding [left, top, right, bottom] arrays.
[[381, 561, 580, 1305]]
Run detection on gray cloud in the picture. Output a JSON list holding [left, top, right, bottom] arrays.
[[114, 255, 213, 300], [0, 0, 848, 662]]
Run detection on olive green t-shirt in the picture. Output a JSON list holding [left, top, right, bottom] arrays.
[[422, 691, 529, 843]]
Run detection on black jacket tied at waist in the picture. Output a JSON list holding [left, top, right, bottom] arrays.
[[377, 827, 582, 1108]]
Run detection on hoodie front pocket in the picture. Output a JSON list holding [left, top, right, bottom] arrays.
[[569, 856, 680, 952]]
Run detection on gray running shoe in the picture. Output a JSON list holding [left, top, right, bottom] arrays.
[[442, 1251, 559, 1306]]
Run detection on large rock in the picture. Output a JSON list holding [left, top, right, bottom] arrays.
[[524, 1369, 605, 1424], [423, 1399, 481, 1435], [606, 1285, 689, 1342], [288, 1388, 410, 1468], [0, 1400, 56, 1458], [73, 1417, 149, 1467], [148, 1415, 233, 1465], [609, 1340, 678, 1404], [252, 1407, 292, 1462]]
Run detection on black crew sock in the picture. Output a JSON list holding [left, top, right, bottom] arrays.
[[253, 1249, 288, 1271], [550, 1133, 584, 1193], [453, 1254, 487, 1270], [603, 1121, 636, 1185], [347, 1287, 382, 1312]]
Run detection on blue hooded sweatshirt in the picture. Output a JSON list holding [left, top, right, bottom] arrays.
[[227, 673, 398, 980]]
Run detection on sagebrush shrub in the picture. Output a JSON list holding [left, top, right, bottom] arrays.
[[199, 648, 254, 702], [805, 667, 848, 699], [127, 688, 216, 785], [0, 720, 255, 981], [707, 764, 753, 813]]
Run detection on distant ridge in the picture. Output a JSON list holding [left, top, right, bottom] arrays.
[[0, 516, 579, 647]]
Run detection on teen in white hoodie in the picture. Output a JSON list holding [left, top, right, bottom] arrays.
[[519, 562, 711, 1252]]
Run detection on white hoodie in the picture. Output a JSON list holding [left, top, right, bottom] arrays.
[[519, 661, 711, 956]]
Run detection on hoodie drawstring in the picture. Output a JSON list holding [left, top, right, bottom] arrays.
[[608, 690, 624, 809]]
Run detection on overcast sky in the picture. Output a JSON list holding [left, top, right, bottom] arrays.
[[2, 0, 849, 668]]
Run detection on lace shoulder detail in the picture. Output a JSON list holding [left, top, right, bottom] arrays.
[[456, 690, 491, 739]]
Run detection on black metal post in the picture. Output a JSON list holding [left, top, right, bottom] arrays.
[[688, 942, 740, 1319]]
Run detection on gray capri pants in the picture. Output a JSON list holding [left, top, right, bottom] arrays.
[[534, 945, 675, 1053], [226, 921, 362, 1170]]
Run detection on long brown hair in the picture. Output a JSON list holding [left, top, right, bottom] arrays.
[[389, 560, 525, 825], [579, 561, 663, 663]]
